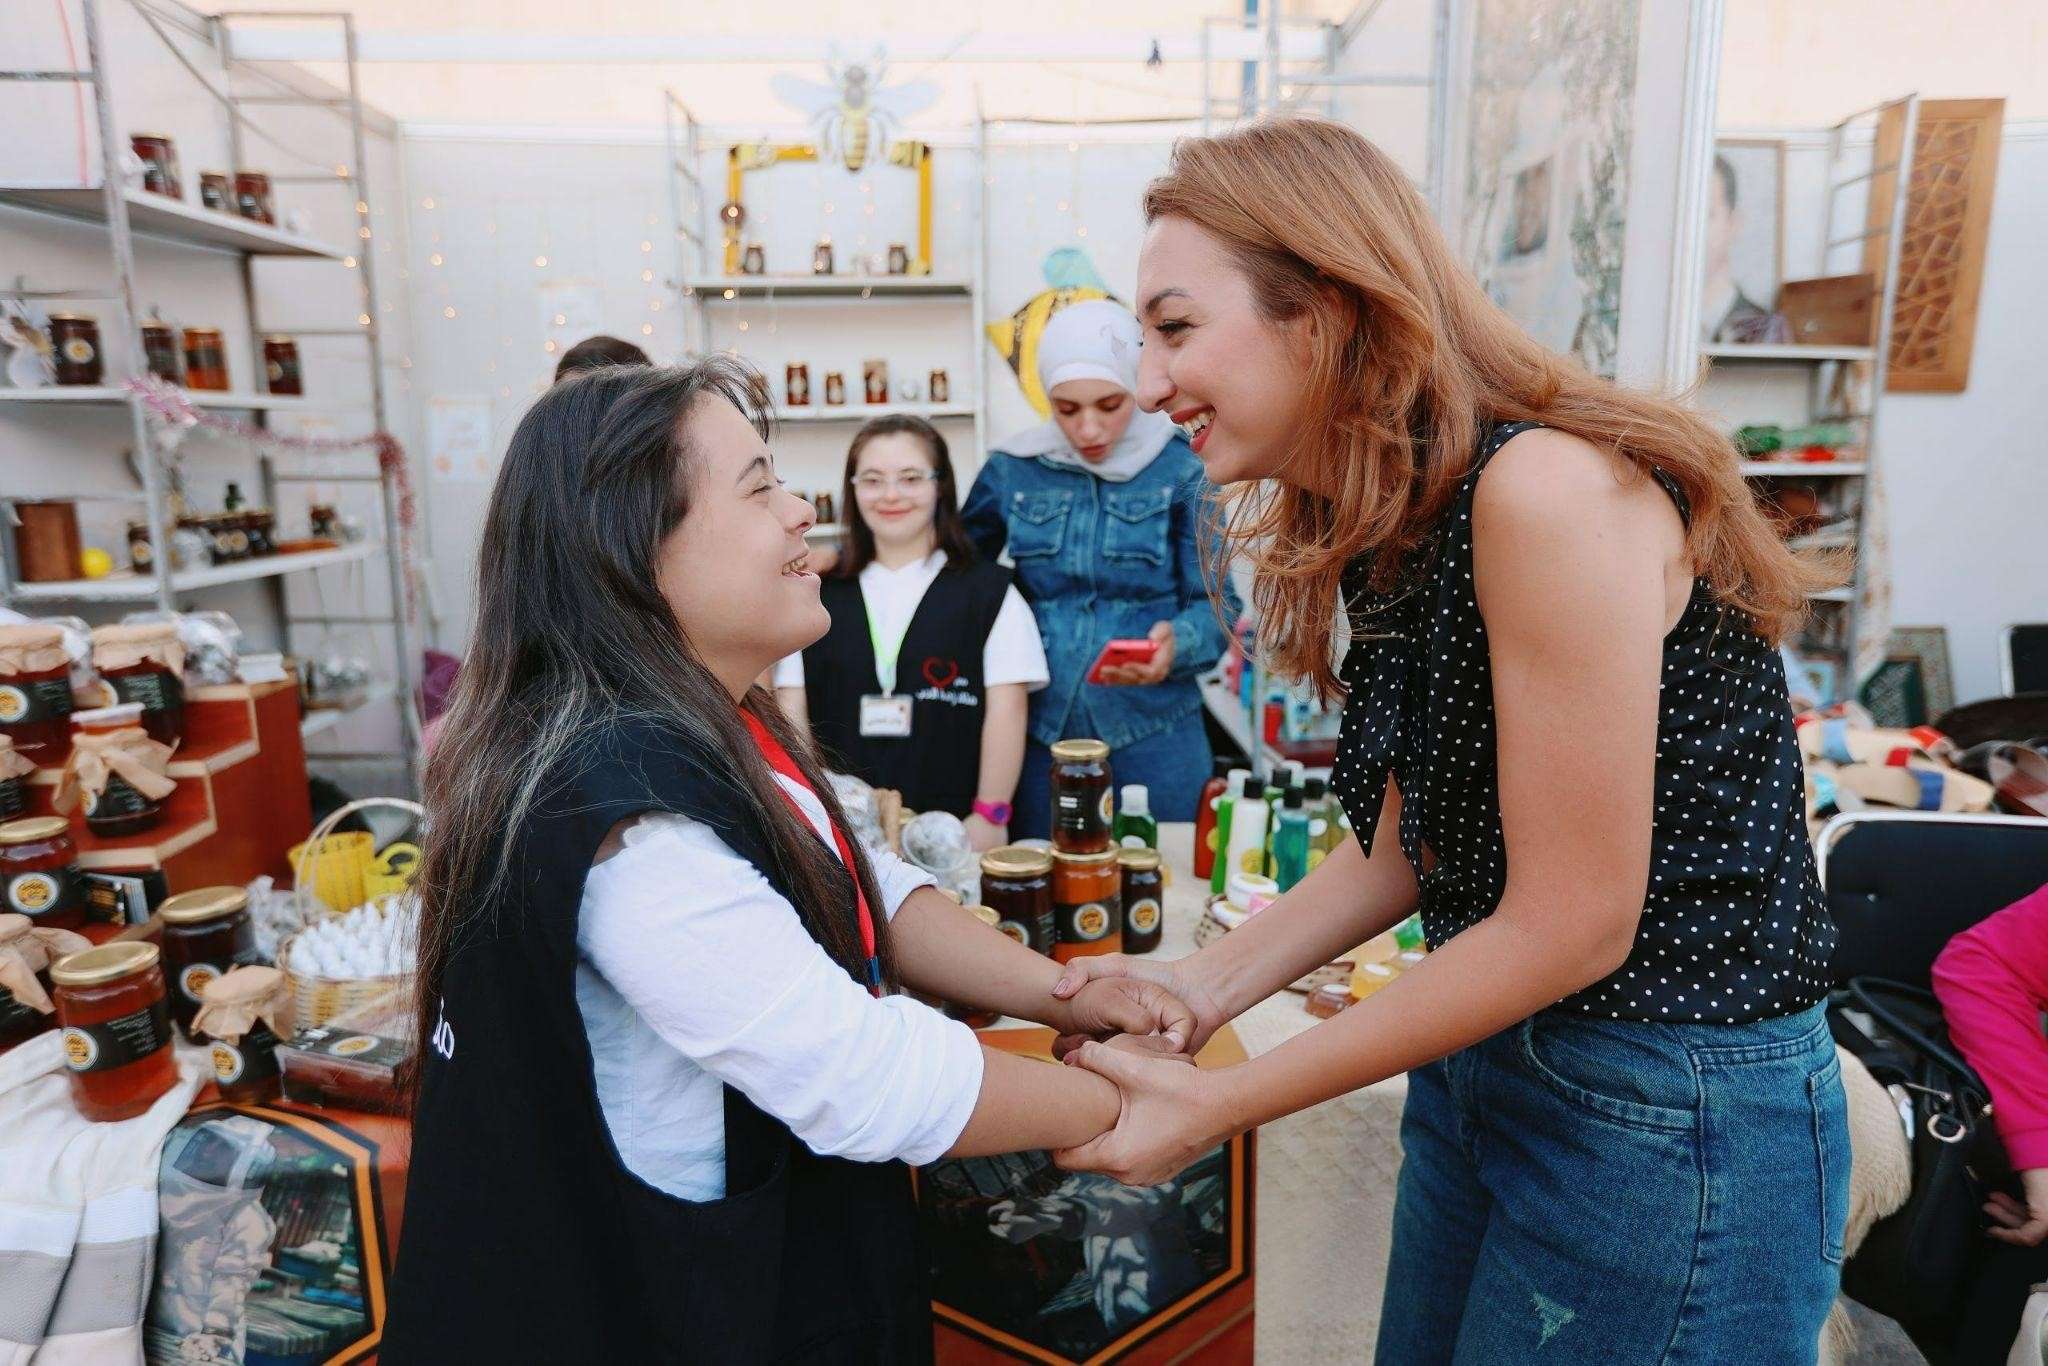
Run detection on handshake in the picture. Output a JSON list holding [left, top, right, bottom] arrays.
[[1040, 953, 1234, 1189]]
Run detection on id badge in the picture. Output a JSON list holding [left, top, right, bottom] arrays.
[[859, 694, 914, 738]]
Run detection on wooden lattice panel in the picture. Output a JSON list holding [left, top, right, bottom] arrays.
[[1867, 99, 2005, 393]]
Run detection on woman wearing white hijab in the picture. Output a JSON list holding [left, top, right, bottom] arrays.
[[962, 300, 1235, 838]]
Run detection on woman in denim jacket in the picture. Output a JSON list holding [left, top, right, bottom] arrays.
[[963, 300, 1234, 837]]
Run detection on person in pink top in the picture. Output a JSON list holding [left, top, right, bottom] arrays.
[[1931, 879, 2048, 1362]]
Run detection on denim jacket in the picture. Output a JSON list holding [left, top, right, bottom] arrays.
[[961, 434, 1237, 750]]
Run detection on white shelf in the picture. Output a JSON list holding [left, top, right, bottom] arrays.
[[1703, 343, 1875, 363], [803, 524, 846, 542], [10, 542, 380, 603], [301, 680, 397, 738], [0, 386, 354, 413], [1739, 461, 1868, 477], [1809, 588, 1855, 604], [0, 185, 348, 259], [687, 275, 972, 299], [775, 403, 976, 425]]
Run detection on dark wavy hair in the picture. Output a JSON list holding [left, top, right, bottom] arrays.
[[833, 415, 978, 579], [411, 359, 893, 1093]]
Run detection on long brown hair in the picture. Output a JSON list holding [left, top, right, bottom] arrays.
[[1143, 119, 1843, 698], [833, 415, 978, 578], [411, 360, 894, 1094]]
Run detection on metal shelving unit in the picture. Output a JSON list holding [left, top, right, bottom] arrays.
[[662, 91, 989, 465], [1706, 95, 1920, 697], [0, 0, 418, 789]]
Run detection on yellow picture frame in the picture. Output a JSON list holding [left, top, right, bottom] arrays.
[[722, 139, 934, 276]]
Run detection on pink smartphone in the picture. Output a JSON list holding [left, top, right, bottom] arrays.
[[1087, 638, 1159, 684]]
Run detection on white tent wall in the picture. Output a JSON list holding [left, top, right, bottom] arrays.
[[1711, 0, 2048, 707], [1, 1, 417, 766]]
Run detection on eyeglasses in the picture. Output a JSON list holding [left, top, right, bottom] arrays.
[[852, 471, 936, 495]]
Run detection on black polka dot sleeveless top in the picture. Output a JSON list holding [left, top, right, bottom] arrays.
[[1334, 421, 1835, 1023]]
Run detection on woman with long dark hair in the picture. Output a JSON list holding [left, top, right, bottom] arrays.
[[1051, 120, 1851, 1362], [776, 416, 1045, 847], [382, 361, 1191, 1362]]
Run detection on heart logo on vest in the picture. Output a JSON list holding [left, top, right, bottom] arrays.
[[922, 656, 960, 689]]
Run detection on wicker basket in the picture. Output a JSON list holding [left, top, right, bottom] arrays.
[[282, 797, 424, 1031]]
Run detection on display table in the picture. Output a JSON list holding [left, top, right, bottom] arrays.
[[988, 824, 1408, 1363]]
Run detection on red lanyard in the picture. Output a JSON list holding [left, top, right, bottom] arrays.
[[740, 708, 882, 994]]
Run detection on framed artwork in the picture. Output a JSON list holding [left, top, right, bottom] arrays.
[[1702, 139, 1786, 345], [719, 139, 933, 277], [1888, 626, 1955, 721]]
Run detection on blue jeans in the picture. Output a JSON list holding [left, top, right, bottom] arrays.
[[1012, 712, 1214, 839], [1377, 1001, 1849, 1364]]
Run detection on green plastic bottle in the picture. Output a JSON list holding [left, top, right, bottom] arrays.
[[1113, 784, 1158, 850], [1272, 788, 1311, 892], [1209, 771, 1248, 896]]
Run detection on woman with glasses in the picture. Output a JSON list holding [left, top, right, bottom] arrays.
[[777, 415, 1047, 848]]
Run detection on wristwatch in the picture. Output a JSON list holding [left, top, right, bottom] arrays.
[[971, 799, 1013, 826]]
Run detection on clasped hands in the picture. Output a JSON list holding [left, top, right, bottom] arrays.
[[1046, 952, 1236, 1188]]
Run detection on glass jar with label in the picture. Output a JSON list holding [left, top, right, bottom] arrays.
[[0, 912, 85, 1050], [47, 314, 103, 387], [129, 134, 181, 197], [193, 964, 288, 1103], [1118, 848, 1164, 955], [158, 885, 256, 1039], [262, 336, 302, 395], [126, 520, 155, 573], [233, 170, 275, 224], [90, 622, 185, 747], [0, 818, 84, 930], [140, 321, 182, 382], [51, 941, 178, 1121], [182, 328, 229, 391], [199, 172, 231, 212], [0, 624, 74, 761], [979, 845, 1055, 955], [69, 704, 167, 837], [1052, 849, 1122, 963], [1050, 739, 1113, 854]]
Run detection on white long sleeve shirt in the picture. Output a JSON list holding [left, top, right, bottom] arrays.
[[572, 775, 984, 1201]]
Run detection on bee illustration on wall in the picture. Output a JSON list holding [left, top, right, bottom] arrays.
[[771, 48, 939, 175]]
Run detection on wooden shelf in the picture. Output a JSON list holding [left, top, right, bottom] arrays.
[[0, 185, 349, 258], [10, 542, 379, 603], [687, 275, 972, 299], [776, 404, 976, 425], [1703, 343, 1875, 363], [1740, 461, 1868, 477], [0, 386, 355, 413]]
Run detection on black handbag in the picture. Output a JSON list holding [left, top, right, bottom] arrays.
[[1828, 977, 2009, 1333]]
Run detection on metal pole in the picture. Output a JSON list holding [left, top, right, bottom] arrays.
[[81, 0, 175, 612], [972, 102, 988, 469], [1425, 0, 1451, 222], [1200, 20, 1214, 138], [1262, 0, 1282, 116], [342, 14, 422, 785]]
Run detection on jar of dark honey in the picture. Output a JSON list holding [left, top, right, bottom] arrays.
[[233, 170, 275, 224], [0, 818, 84, 930], [126, 521, 154, 573], [130, 134, 181, 198], [90, 622, 185, 747], [1052, 849, 1122, 962], [246, 508, 277, 557], [69, 704, 167, 837], [198, 172, 231, 213], [158, 885, 257, 1038], [1050, 739, 1113, 854], [48, 314, 103, 387], [193, 964, 287, 1102], [182, 328, 229, 391], [262, 336, 302, 395], [979, 845, 1055, 956], [1118, 848, 1164, 955], [0, 912, 79, 1050], [0, 624, 73, 764], [51, 941, 178, 1121], [140, 321, 182, 382]]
